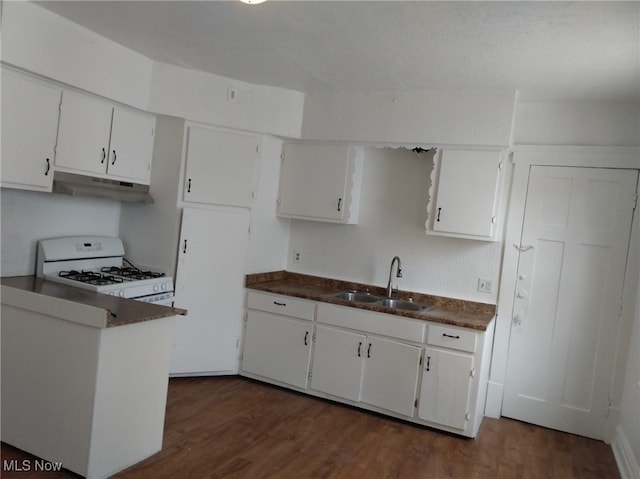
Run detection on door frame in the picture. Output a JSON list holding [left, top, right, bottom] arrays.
[[486, 145, 640, 442]]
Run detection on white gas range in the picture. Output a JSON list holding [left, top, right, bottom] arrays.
[[36, 236, 174, 305]]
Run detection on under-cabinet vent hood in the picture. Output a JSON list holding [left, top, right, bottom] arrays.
[[52, 172, 154, 204]]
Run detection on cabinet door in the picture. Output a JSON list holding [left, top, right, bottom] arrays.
[[278, 143, 359, 223], [1, 71, 60, 191], [431, 149, 502, 239], [171, 207, 250, 375], [183, 126, 258, 207], [360, 336, 422, 417], [310, 325, 365, 402], [418, 348, 473, 430], [242, 311, 313, 389], [108, 107, 155, 183], [56, 90, 113, 176]]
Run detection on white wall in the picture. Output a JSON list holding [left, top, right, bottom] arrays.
[[614, 279, 640, 479], [287, 147, 502, 303], [613, 197, 640, 479], [614, 288, 640, 479], [148, 62, 304, 138], [513, 101, 640, 146], [246, 135, 290, 273], [2, 1, 152, 110], [0, 189, 121, 277], [301, 90, 516, 147]]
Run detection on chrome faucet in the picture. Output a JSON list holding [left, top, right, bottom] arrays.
[[386, 256, 402, 298]]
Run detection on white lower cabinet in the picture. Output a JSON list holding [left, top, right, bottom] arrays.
[[418, 348, 474, 430], [310, 325, 365, 402], [241, 291, 494, 438], [242, 311, 313, 389], [311, 326, 421, 417], [241, 292, 315, 389], [360, 336, 422, 417]]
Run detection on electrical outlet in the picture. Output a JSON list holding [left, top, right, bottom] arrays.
[[227, 85, 237, 101], [478, 278, 493, 294], [294, 250, 301, 263]]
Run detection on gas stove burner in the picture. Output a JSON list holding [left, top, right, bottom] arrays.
[[59, 270, 125, 286], [101, 266, 165, 280]]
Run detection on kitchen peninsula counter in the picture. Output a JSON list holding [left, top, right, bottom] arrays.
[[1, 275, 186, 328], [246, 271, 495, 331], [1, 276, 183, 478]]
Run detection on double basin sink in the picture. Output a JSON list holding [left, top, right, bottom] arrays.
[[329, 291, 434, 313]]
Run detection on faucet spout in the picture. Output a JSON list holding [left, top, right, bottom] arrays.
[[386, 256, 402, 298]]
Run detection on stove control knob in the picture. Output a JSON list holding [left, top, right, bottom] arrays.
[[153, 284, 159, 292], [161, 283, 168, 291], [118, 290, 125, 297]]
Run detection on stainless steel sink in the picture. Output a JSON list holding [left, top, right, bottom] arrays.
[[330, 290, 434, 312], [331, 291, 380, 303], [376, 298, 434, 312]]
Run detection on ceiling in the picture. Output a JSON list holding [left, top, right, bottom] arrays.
[[36, 1, 639, 102]]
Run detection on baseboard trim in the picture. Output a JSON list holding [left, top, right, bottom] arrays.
[[612, 424, 640, 479]]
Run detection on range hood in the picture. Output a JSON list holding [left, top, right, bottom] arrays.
[[52, 171, 154, 204]]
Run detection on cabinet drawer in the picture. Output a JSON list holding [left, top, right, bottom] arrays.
[[247, 291, 315, 321], [427, 324, 477, 353], [317, 303, 425, 343]]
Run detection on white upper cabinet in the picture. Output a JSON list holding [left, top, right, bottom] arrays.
[[182, 125, 259, 207], [426, 148, 504, 241], [108, 107, 156, 183], [56, 90, 155, 184], [277, 142, 363, 224], [1, 70, 61, 192]]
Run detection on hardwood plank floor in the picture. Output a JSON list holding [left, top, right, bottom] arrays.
[[1, 376, 620, 478]]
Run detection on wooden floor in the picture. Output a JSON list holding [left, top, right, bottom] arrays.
[[2, 376, 620, 479]]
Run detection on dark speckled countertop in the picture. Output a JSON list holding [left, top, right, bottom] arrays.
[[1, 276, 186, 328], [245, 271, 495, 331]]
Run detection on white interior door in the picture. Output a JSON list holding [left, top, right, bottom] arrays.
[[503, 166, 638, 439], [171, 206, 250, 375]]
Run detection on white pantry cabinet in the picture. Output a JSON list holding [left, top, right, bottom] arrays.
[[56, 90, 155, 184], [426, 148, 505, 241], [241, 292, 315, 389], [277, 142, 364, 224], [183, 125, 259, 207], [171, 207, 250, 375], [1, 70, 61, 192]]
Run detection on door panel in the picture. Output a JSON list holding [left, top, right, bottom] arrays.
[[171, 207, 249, 375], [310, 325, 365, 402], [242, 311, 312, 389], [419, 348, 473, 430], [360, 336, 421, 417], [503, 166, 638, 439]]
